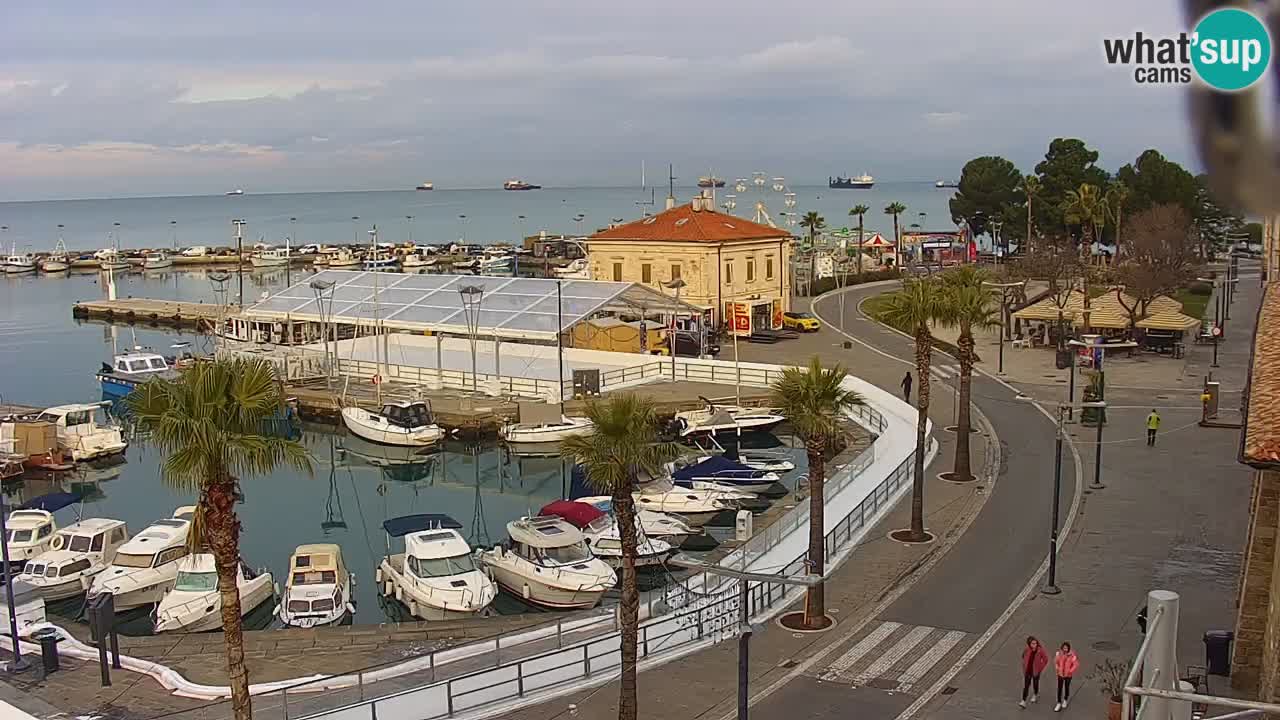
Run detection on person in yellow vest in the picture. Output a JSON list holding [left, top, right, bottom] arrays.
[[1146, 409, 1161, 447]]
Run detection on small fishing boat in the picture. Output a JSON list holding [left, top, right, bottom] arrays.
[[17, 518, 130, 601], [500, 416, 593, 444], [97, 351, 177, 399], [670, 455, 781, 494], [376, 514, 495, 621], [539, 501, 673, 570], [478, 254, 513, 272], [98, 249, 131, 272], [35, 402, 127, 462], [87, 507, 195, 611], [250, 246, 290, 267], [226, 189, 244, 196], [4, 248, 37, 274], [277, 543, 355, 628], [362, 248, 399, 271], [142, 250, 174, 270], [400, 252, 436, 268], [342, 400, 444, 448], [4, 509, 57, 569], [154, 554, 276, 633], [326, 249, 360, 268], [451, 258, 480, 271], [40, 241, 70, 273], [415, 182, 434, 191], [480, 516, 616, 609]]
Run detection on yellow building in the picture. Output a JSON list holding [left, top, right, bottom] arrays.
[[585, 196, 795, 333]]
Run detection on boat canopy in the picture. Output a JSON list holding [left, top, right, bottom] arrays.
[[539, 500, 605, 529], [508, 516, 587, 548], [288, 543, 346, 584], [21, 491, 82, 513], [382, 514, 462, 537], [381, 402, 434, 429], [672, 455, 765, 480]]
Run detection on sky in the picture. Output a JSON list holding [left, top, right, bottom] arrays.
[[0, 1, 1198, 201]]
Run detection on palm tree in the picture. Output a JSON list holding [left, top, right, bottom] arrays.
[[1023, 175, 1041, 249], [800, 211, 826, 247], [769, 357, 864, 628], [1062, 183, 1106, 262], [849, 204, 870, 278], [561, 395, 679, 720], [884, 202, 907, 266], [939, 267, 998, 482], [126, 358, 310, 720], [1104, 181, 1130, 259], [879, 277, 947, 541]]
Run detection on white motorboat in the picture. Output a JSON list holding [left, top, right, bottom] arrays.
[[4, 249, 37, 274], [670, 455, 781, 494], [35, 403, 127, 462], [312, 253, 330, 267], [277, 543, 355, 628], [452, 258, 480, 271], [250, 247, 290, 267], [97, 351, 177, 400], [362, 249, 399, 271], [400, 252, 436, 268], [480, 516, 616, 609], [4, 510, 57, 567], [98, 249, 131, 272], [342, 400, 444, 448], [181, 246, 210, 257], [576, 497, 698, 545], [40, 240, 70, 273], [18, 518, 130, 601], [376, 514, 496, 621], [631, 480, 749, 527], [87, 507, 194, 611], [539, 501, 673, 570], [154, 553, 276, 633], [142, 251, 174, 270], [415, 182, 434, 191], [554, 258, 589, 279], [674, 400, 786, 437], [690, 436, 796, 473], [327, 249, 360, 268], [226, 189, 244, 196], [500, 416, 593, 444]]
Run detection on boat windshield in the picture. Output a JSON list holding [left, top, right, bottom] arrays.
[[539, 542, 592, 565], [175, 571, 218, 592], [408, 553, 477, 578], [8, 530, 32, 543], [113, 552, 156, 569], [67, 534, 92, 552], [293, 570, 336, 585]]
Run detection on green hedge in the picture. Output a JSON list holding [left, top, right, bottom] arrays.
[[806, 267, 902, 296]]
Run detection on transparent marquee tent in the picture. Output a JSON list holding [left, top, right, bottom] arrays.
[[247, 270, 703, 342]]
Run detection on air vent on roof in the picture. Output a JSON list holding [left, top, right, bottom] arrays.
[[642, 217, 657, 225], [724, 223, 736, 229], [675, 218, 690, 227]]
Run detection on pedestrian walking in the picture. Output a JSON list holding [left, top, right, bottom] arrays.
[[1020, 636, 1049, 708], [1146, 409, 1161, 446], [902, 371, 913, 403], [1054, 642, 1079, 711]]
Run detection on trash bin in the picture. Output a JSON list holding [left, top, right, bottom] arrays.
[[1055, 349, 1072, 370], [31, 627, 59, 674], [1204, 630, 1234, 676]]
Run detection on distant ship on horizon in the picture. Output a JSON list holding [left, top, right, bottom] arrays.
[[935, 179, 959, 188], [503, 179, 541, 191], [829, 174, 874, 189], [225, 188, 244, 196], [697, 176, 726, 188], [415, 181, 434, 191]]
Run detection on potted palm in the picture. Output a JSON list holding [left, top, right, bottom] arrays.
[[1089, 658, 1130, 720]]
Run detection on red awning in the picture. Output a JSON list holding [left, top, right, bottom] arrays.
[[860, 233, 892, 248], [539, 500, 605, 528]]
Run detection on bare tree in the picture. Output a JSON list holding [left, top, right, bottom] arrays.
[[1113, 204, 1200, 329], [1009, 234, 1087, 350]]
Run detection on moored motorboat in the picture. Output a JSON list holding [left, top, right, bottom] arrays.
[[4, 249, 37, 274], [631, 479, 750, 527], [539, 500, 673, 570], [40, 240, 70, 273], [670, 455, 781, 494], [98, 248, 131, 271], [327, 249, 360, 268], [342, 400, 444, 447], [87, 507, 194, 611], [97, 351, 177, 399], [480, 516, 616, 609], [35, 402, 127, 461], [575, 496, 698, 546], [154, 553, 276, 633], [376, 514, 495, 621], [674, 400, 785, 437], [17, 518, 130, 601], [500, 415, 593, 444], [4, 509, 58, 569], [277, 543, 355, 628], [250, 247, 290, 267], [142, 251, 174, 270]]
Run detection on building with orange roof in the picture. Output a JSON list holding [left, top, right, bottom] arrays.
[[585, 194, 795, 334]]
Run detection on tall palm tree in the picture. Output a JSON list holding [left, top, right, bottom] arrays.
[[126, 358, 310, 720], [561, 395, 679, 720], [880, 277, 947, 541], [1104, 181, 1130, 260], [884, 202, 907, 266], [1062, 183, 1106, 262], [800, 211, 826, 247], [849, 204, 870, 278], [939, 267, 998, 482], [769, 357, 864, 628], [1023, 175, 1041, 249]]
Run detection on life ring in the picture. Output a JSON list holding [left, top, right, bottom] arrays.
[[51, 535, 65, 551]]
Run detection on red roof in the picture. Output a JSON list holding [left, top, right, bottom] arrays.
[[588, 202, 794, 243]]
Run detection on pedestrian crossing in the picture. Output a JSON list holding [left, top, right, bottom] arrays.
[[930, 364, 961, 381], [814, 621, 973, 694]]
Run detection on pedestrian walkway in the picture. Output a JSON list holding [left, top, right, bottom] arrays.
[[813, 620, 972, 692]]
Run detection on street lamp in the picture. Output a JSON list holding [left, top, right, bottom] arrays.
[[209, 271, 231, 350], [405, 215, 414, 246], [231, 219, 246, 307], [459, 215, 468, 244], [989, 218, 1003, 265], [0, 491, 28, 672], [458, 284, 485, 398], [982, 280, 1025, 375], [310, 279, 336, 388], [663, 277, 687, 380]]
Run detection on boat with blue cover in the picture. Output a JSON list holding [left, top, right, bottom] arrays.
[[96, 351, 177, 399], [670, 454, 781, 494]]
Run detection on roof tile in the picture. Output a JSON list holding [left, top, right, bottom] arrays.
[[1243, 284, 1280, 466], [588, 202, 793, 243]]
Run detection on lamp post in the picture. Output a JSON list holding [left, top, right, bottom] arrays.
[[1087, 400, 1108, 490], [1046, 402, 1066, 594], [310, 279, 336, 388], [459, 284, 485, 400], [350, 216, 360, 245], [209, 271, 231, 352], [0, 490, 28, 672], [406, 215, 414, 246], [459, 215, 468, 244], [989, 218, 1003, 265], [664, 277, 687, 380], [232, 219, 246, 307]]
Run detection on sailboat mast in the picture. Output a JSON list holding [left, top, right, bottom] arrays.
[[369, 225, 383, 403]]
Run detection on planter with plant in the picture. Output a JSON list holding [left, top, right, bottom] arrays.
[[1090, 658, 1130, 720]]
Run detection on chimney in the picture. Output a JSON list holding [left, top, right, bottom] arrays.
[[691, 196, 704, 212], [665, 195, 676, 211], [539, 230, 547, 240]]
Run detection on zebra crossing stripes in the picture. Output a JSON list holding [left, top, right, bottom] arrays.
[[817, 621, 901, 682], [929, 364, 961, 381], [814, 621, 972, 693], [851, 625, 933, 686], [894, 630, 967, 692]]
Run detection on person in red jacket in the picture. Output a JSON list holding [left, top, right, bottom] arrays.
[[1020, 636, 1049, 708], [1054, 642, 1080, 711]]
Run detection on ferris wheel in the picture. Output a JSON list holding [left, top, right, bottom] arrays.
[[722, 171, 796, 228]]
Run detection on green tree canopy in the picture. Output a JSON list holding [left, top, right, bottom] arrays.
[[1115, 149, 1198, 216], [948, 156, 1024, 239], [1034, 138, 1110, 231]]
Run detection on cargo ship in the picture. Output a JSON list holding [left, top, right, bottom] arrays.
[[829, 174, 874, 189], [503, 179, 541, 191], [935, 179, 959, 188], [415, 182, 434, 191], [697, 176, 726, 188]]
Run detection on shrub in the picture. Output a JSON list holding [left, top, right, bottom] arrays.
[[1187, 281, 1213, 296]]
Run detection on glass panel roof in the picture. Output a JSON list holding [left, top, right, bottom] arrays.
[[247, 270, 697, 340]]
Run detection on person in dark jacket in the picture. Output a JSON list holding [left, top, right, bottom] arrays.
[[1020, 636, 1049, 708], [901, 371, 913, 403]]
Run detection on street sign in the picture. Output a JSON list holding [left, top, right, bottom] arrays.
[[1212, 326, 1223, 337]]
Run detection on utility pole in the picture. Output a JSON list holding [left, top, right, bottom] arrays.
[[232, 219, 246, 307], [1089, 401, 1107, 490], [1044, 403, 1066, 595]]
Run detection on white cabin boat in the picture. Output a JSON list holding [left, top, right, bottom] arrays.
[[674, 401, 786, 437], [539, 501, 673, 570], [98, 249, 131, 271], [327, 249, 360, 268], [480, 516, 616, 609], [342, 400, 444, 448], [250, 247, 290, 267], [40, 241, 70, 273], [362, 249, 399, 271], [154, 554, 276, 633], [400, 252, 435, 268], [5, 510, 57, 567], [87, 507, 194, 611], [4, 252, 37, 274], [499, 416, 593, 445], [376, 514, 495, 621], [277, 543, 355, 628], [575, 497, 697, 545], [35, 403, 127, 462], [18, 518, 130, 601], [631, 480, 749, 527], [97, 351, 177, 400], [142, 251, 174, 270], [554, 258, 589, 279]]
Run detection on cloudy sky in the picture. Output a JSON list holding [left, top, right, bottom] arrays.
[[1, 1, 1194, 200]]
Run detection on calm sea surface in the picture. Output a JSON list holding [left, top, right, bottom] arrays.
[[0, 267, 809, 629], [0, 183, 960, 253]]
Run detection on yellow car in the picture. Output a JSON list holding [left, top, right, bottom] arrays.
[[782, 311, 821, 332]]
